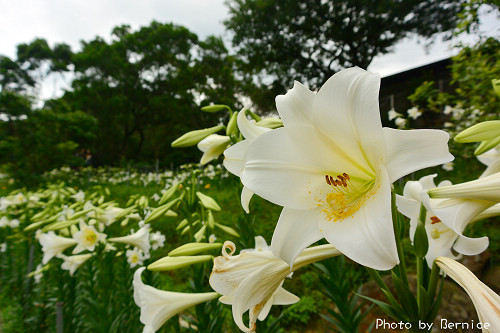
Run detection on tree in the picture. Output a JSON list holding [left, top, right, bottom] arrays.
[[224, 0, 469, 110], [66, 21, 240, 165]]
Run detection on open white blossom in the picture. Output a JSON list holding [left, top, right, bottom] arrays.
[[109, 224, 151, 254], [72, 220, 106, 254], [134, 267, 219, 333], [39, 231, 78, 264], [237, 67, 453, 270], [396, 174, 492, 266], [407, 106, 422, 120], [58, 253, 93, 275]]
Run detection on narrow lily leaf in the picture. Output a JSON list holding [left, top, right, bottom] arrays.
[[168, 243, 223, 256], [380, 289, 409, 321], [358, 294, 407, 322], [391, 272, 418, 319], [196, 192, 221, 211], [419, 286, 429, 319], [148, 255, 213, 271]]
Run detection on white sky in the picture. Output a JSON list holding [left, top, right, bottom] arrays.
[[0, 0, 498, 100]]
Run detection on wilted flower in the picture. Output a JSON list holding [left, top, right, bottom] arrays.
[[238, 67, 453, 270], [133, 267, 219, 333], [39, 231, 78, 264], [435, 257, 500, 332], [210, 238, 340, 332]]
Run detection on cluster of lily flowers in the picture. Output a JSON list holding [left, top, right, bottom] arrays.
[[133, 67, 500, 332], [0, 183, 172, 279], [43, 164, 228, 187]]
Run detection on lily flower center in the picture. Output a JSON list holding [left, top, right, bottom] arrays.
[[84, 229, 97, 244], [323, 172, 376, 221]]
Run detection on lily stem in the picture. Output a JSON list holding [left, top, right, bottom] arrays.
[[391, 190, 408, 286]]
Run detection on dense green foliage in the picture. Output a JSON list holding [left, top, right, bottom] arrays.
[[224, 0, 469, 110]]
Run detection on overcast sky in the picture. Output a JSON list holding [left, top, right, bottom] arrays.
[[0, 0, 498, 98]]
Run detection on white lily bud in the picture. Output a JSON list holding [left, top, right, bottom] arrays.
[[428, 172, 500, 202]]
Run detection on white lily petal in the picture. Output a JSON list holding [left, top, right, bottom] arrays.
[[319, 168, 398, 270], [383, 128, 454, 183], [242, 126, 371, 209], [453, 234, 489, 256], [481, 159, 500, 177], [270, 207, 324, 268], [240, 186, 254, 214], [395, 194, 420, 222], [223, 140, 250, 176], [313, 67, 385, 167], [275, 80, 314, 127], [272, 287, 300, 305], [237, 111, 271, 140]]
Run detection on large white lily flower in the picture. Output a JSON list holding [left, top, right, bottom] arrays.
[[396, 175, 491, 267], [39, 231, 78, 264], [58, 253, 93, 275], [72, 220, 106, 254], [133, 267, 219, 333], [239, 67, 453, 270], [435, 257, 500, 332], [224, 111, 271, 213], [109, 224, 151, 254], [197, 134, 231, 165], [209, 238, 340, 332]]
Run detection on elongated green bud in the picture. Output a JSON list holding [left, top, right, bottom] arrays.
[[196, 192, 221, 211], [214, 222, 240, 237], [159, 184, 178, 205], [454, 120, 500, 143], [414, 220, 429, 258], [148, 255, 213, 271], [256, 117, 283, 129], [194, 225, 207, 242], [145, 198, 179, 223], [172, 125, 224, 147], [207, 210, 215, 229], [201, 104, 231, 113], [42, 219, 80, 232], [168, 242, 223, 256], [176, 219, 189, 230], [475, 136, 500, 156], [226, 111, 239, 136], [492, 79, 500, 97]]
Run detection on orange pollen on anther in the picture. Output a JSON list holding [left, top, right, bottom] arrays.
[[325, 173, 352, 189], [325, 175, 331, 185], [342, 173, 350, 180], [430, 216, 441, 224]]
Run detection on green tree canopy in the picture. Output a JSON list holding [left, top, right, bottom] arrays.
[[225, 0, 470, 110]]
